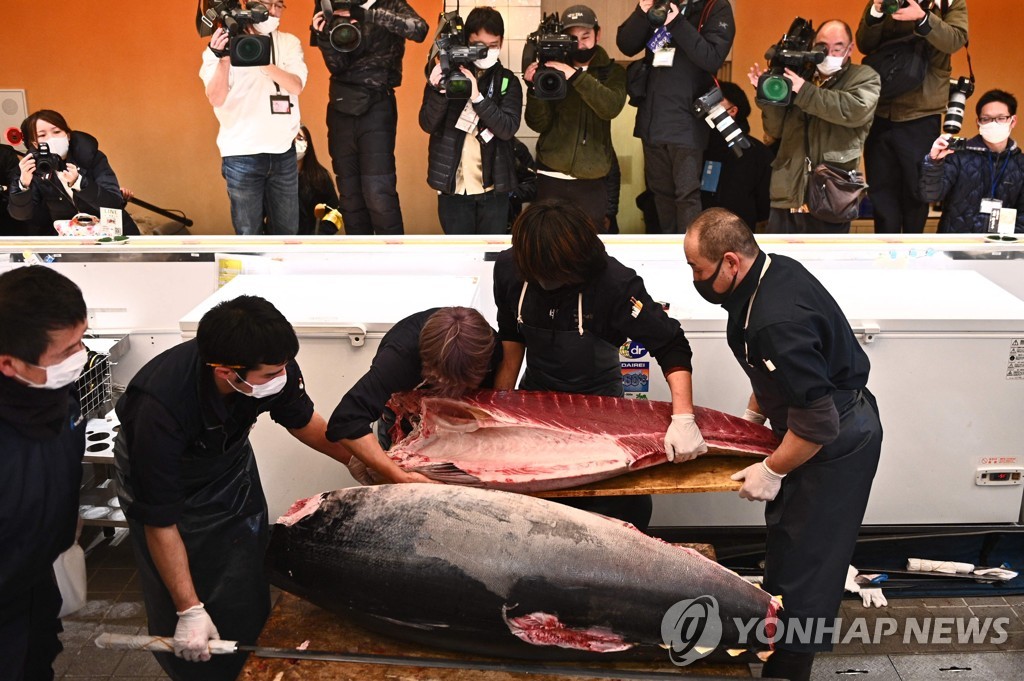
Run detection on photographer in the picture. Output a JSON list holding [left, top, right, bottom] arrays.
[[419, 7, 522, 235], [295, 125, 342, 234], [616, 0, 735, 234], [8, 110, 140, 237], [857, 0, 968, 234], [525, 5, 625, 233], [201, 0, 307, 236], [313, 0, 428, 235], [920, 89, 1024, 233], [748, 20, 880, 233]]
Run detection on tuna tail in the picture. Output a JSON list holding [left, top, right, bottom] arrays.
[[410, 462, 484, 486]]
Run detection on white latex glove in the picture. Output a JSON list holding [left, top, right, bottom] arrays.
[[174, 603, 220, 662], [845, 565, 888, 608], [742, 408, 767, 425], [731, 460, 785, 501], [664, 413, 708, 463], [346, 457, 376, 486]]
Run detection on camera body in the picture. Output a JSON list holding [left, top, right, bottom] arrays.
[[426, 12, 489, 100], [946, 136, 969, 152], [694, 87, 752, 158], [31, 143, 65, 181], [320, 0, 362, 53], [881, 0, 910, 14], [522, 13, 578, 101], [647, 0, 694, 28], [943, 76, 975, 134], [756, 17, 825, 107], [200, 1, 274, 66]]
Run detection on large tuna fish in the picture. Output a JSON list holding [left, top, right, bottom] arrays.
[[267, 484, 779, 661], [384, 390, 779, 492]]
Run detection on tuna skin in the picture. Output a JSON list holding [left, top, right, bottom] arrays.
[[267, 484, 779, 661]]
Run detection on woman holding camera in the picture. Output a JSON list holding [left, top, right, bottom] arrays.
[[8, 110, 139, 237]]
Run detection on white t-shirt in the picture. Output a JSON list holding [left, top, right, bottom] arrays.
[[199, 31, 308, 158]]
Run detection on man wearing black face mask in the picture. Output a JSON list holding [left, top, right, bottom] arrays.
[[684, 208, 881, 681], [524, 5, 626, 233]]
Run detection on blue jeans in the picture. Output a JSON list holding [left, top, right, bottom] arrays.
[[221, 148, 299, 235]]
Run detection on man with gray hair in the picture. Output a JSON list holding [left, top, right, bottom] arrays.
[[683, 207, 882, 680]]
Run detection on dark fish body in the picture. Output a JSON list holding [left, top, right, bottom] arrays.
[[267, 484, 778, 660]]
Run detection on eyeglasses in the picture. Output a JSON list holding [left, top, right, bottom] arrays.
[[978, 115, 1012, 125]]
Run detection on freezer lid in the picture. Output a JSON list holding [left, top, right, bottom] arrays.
[[640, 267, 1024, 334], [180, 274, 481, 334]]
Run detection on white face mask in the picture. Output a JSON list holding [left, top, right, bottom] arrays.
[[817, 54, 846, 76], [255, 16, 280, 34], [232, 369, 287, 398], [980, 121, 1013, 145], [20, 348, 88, 390], [474, 48, 500, 70], [43, 135, 70, 159], [295, 139, 308, 160]]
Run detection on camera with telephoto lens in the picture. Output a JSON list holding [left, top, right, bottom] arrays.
[[647, 0, 695, 28], [318, 0, 362, 53], [427, 12, 488, 100], [199, 1, 273, 66], [756, 17, 826, 107], [31, 143, 65, 181], [943, 76, 975, 134], [522, 13, 578, 101], [694, 87, 752, 158], [881, 0, 910, 14]]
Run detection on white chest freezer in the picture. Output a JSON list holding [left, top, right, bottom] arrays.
[[623, 267, 1024, 527], [180, 274, 482, 519]]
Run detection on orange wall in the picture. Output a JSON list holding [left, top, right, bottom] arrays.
[[1, 1, 1021, 234]]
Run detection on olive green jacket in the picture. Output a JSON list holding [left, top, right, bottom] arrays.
[[525, 47, 626, 180], [855, 0, 969, 122], [760, 63, 881, 209]]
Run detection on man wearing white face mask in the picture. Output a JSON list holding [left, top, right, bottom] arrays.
[[419, 6, 522, 234], [748, 20, 880, 234], [0, 266, 88, 681], [201, 0, 307, 236], [921, 89, 1024, 233], [113, 295, 356, 681]]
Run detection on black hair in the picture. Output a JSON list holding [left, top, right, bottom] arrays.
[[976, 89, 1018, 117], [465, 6, 504, 38], [196, 295, 299, 375], [511, 199, 607, 284], [297, 124, 335, 222], [0, 266, 87, 364], [21, 109, 71, 149], [717, 81, 751, 126]]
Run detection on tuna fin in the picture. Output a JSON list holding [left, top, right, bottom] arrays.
[[501, 606, 634, 653], [410, 462, 484, 486]]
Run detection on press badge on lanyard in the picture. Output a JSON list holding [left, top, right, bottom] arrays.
[[267, 36, 293, 115], [981, 151, 1011, 216], [648, 27, 675, 67]]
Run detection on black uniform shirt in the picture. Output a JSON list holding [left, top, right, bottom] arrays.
[[326, 308, 504, 443], [723, 251, 870, 444], [493, 249, 693, 373], [116, 340, 314, 527]]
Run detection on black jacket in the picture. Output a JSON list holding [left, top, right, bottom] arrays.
[[418, 64, 523, 194], [0, 144, 22, 235], [919, 136, 1024, 233], [701, 120, 774, 229], [7, 131, 139, 236], [315, 0, 428, 91], [616, 0, 735, 147]]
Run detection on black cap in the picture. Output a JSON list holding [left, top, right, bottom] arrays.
[[562, 5, 598, 30]]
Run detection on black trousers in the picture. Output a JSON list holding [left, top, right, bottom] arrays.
[[764, 390, 882, 655], [326, 93, 404, 235], [437, 192, 510, 235], [536, 174, 609, 233], [642, 141, 703, 233], [0, 575, 63, 681], [766, 207, 850, 234], [864, 114, 941, 234]]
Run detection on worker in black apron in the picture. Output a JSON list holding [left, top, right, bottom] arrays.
[[114, 296, 353, 681], [493, 200, 708, 532], [684, 209, 882, 681]]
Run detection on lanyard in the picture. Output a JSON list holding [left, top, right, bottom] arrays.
[[743, 254, 772, 368], [988, 149, 1011, 198]]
